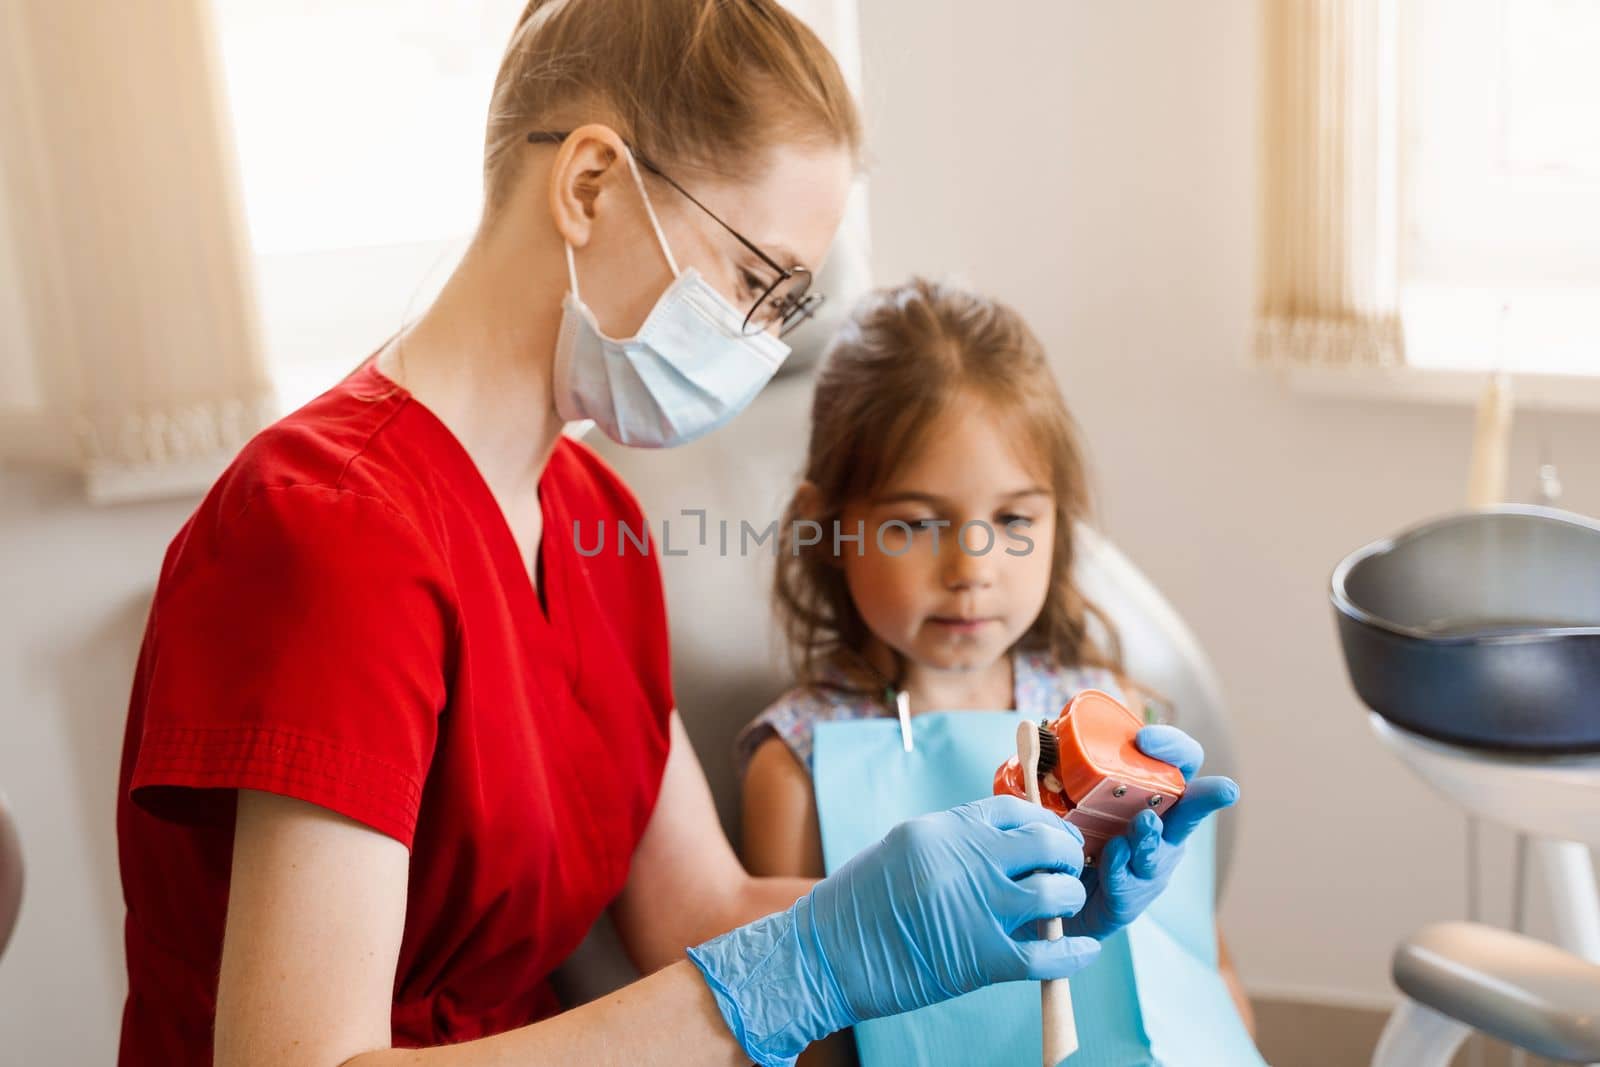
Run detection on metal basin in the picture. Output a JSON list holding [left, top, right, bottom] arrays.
[[1332, 506, 1600, 753]]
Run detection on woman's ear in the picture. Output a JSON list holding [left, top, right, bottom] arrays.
[[546, 123, 631, 250]]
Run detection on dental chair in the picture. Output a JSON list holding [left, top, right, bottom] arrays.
[[1337, 509, 1600, 1065], [553, 230, 1245, 1012], [1374, 919, 1600, 1066]]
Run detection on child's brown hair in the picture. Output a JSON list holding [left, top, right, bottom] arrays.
[[775, 277, 1126, 695]]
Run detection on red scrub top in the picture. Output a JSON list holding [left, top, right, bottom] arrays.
[[116, 359, 675, 1064]]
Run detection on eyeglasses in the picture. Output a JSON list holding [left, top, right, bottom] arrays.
[[527, 131, 822, 337]]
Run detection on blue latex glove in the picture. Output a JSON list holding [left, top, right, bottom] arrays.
[[688, 795, 1101, 1067], [1062, 724, 1240, 941]]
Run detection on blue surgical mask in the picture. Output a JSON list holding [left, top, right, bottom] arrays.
[[552, 147, 790, 448]]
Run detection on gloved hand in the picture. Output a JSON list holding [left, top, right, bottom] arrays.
[[1062, 724, 1240, 941], [688, 795, 1100, 1067]]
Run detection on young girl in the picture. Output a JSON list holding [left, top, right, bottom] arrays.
[[738, 278, 1255, 1059]]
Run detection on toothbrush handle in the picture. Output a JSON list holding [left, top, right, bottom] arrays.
[[1020, 732, 1080, 1065], [1040, 925, 1078, 1065]]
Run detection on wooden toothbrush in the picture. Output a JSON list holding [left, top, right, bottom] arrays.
[[1016, 720, 1079, 1065]]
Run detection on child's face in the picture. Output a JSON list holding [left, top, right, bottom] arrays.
[[839, 396, 1056, 677]]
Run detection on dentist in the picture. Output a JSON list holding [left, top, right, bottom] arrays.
[[114, 1, 1236, 1065]]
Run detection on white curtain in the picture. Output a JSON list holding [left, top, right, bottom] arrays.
[[0, 0, 274, 502], [1257, 0, 1404, 368]]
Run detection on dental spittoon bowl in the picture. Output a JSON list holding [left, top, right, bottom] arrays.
[[1332, 506, 1600, 753]]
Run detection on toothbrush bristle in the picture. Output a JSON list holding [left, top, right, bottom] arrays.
[[1036, 723, 1059, 775]]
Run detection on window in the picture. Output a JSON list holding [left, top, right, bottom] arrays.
[[1400, 0, 1600, 377], [208, 0, 526, 409]]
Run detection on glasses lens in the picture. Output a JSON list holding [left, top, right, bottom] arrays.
[[777, 293, 824, 338], [743, 268, 815, 336]]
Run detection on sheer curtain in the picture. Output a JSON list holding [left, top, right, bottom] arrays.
[[0, 0, 275, 502], [1256, 0, 1404, 368]]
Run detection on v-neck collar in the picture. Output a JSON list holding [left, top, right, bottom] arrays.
[[355, 359, 572, 644]]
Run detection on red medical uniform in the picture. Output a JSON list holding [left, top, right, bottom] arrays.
[[116, 359, 674, 1064]]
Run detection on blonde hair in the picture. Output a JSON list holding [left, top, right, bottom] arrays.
[[483, 0, 863, 217], [776, 277, 1127, 694]]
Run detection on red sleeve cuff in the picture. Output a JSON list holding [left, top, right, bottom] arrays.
[[130, 723, 424, 848]]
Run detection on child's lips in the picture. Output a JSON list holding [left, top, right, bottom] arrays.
[[928, 615, 998, 634]]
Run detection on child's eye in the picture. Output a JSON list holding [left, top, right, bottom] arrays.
[[880, 516, 941, 539], [998, 513, 1035, 528]]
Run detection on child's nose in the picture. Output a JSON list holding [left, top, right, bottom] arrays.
[[941, 533, 997, 590]]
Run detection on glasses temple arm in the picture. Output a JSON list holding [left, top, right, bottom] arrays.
[[527, 130, 791, 280]]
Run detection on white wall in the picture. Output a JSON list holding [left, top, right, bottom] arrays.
[[4, 2, 1600, 1062], [0, 471, 194, 1063], [856, 0, 1600, 1008]]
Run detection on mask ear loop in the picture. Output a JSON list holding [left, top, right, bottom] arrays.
[[563, 144, 681, 302], [619, 146, 681, 278], [564, 241, 582, 301]]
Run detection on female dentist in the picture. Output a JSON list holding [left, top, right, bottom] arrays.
[[114, 1, 1238, 1064]]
